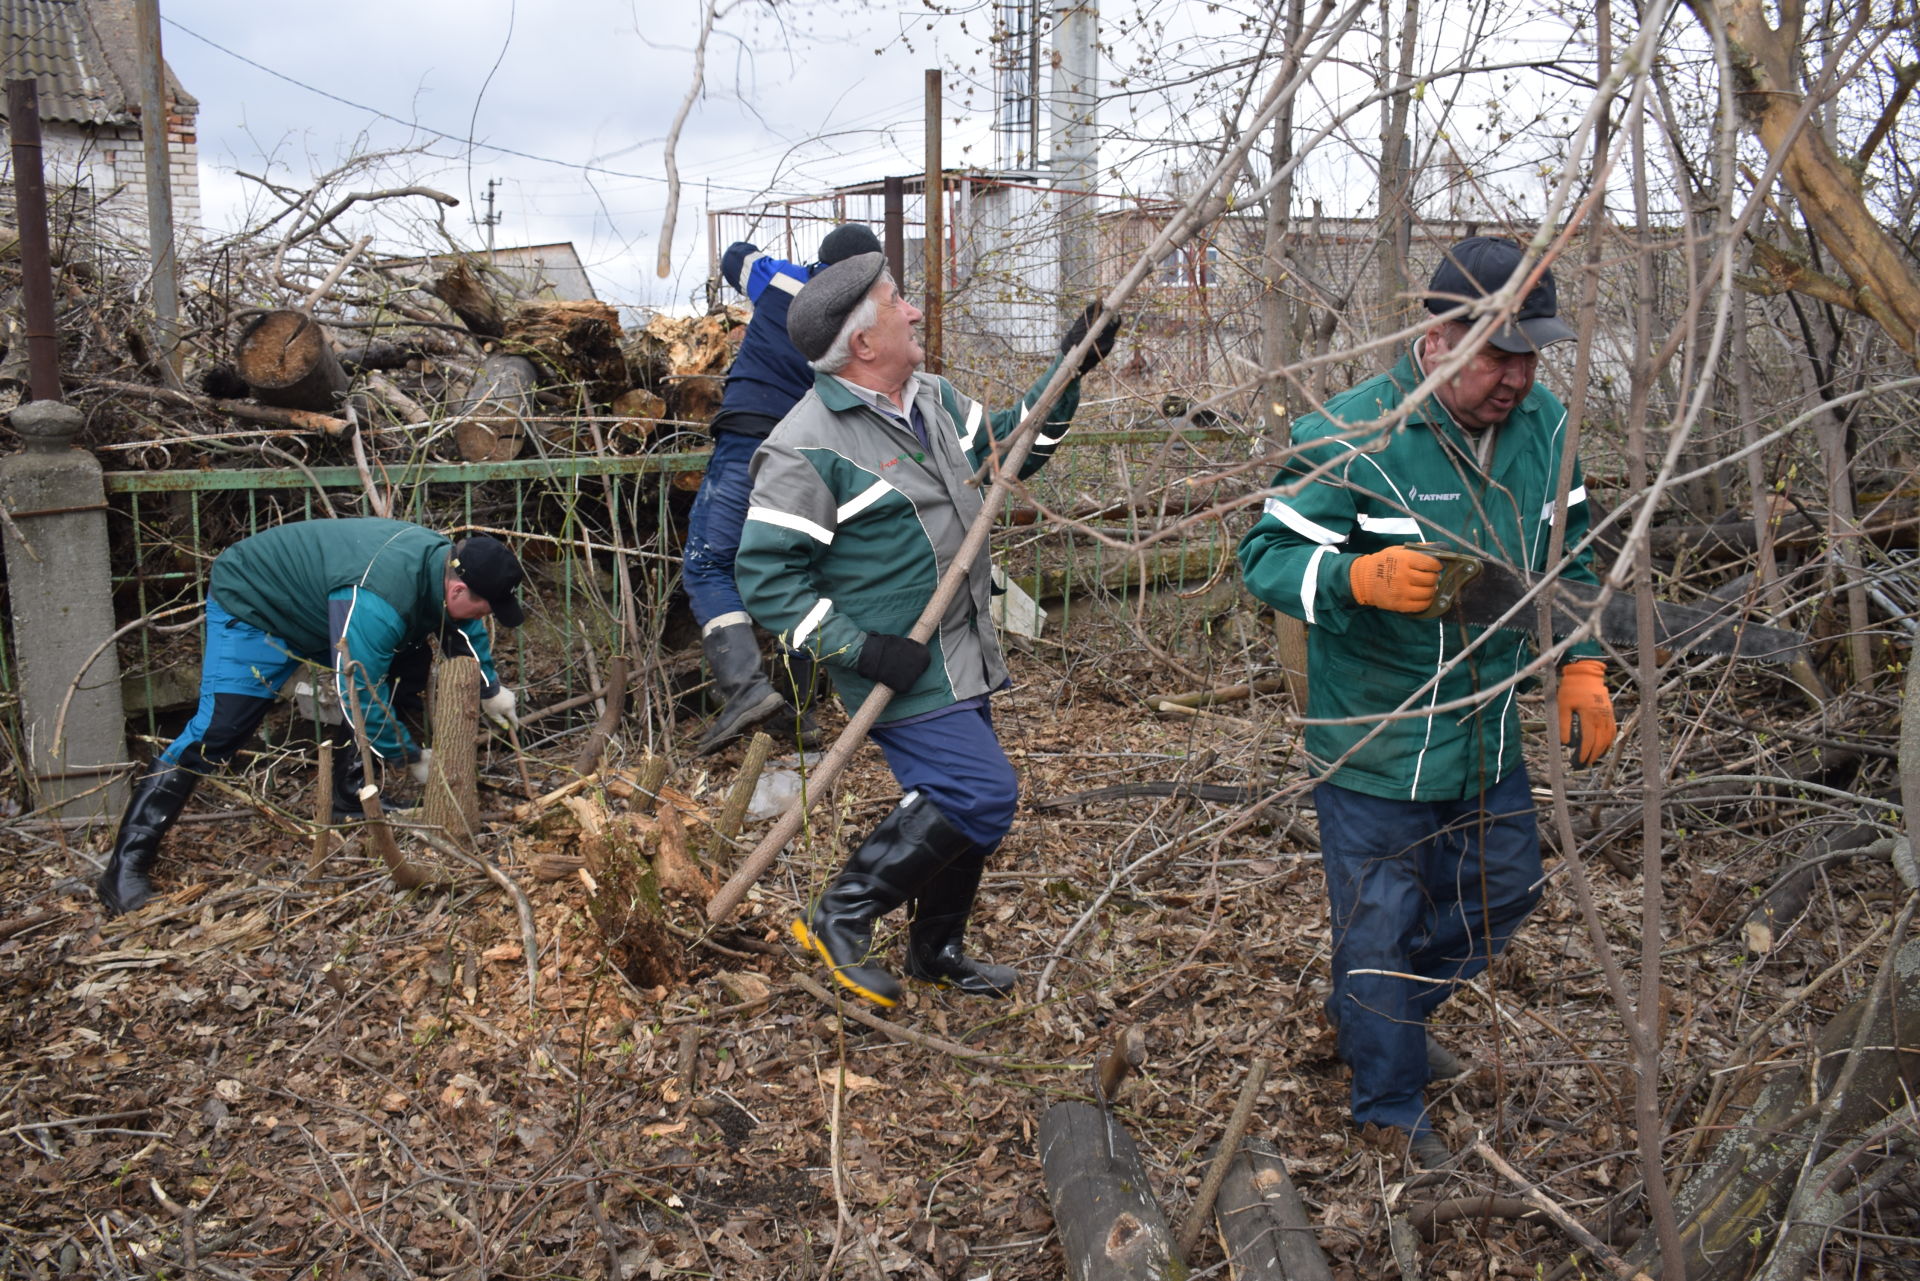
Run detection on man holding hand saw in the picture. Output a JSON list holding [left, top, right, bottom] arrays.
[[1237, 236, 1616, 1171]]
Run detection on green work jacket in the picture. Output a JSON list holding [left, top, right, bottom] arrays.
[[736, 359, 1079, 722], [1237, 345, 1603, 800]]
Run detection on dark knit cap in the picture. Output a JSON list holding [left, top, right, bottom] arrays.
[[818, 224, 882, 265], [788, 252, 886, 362], [450, 534, 525, 627], [1425, 235, 1577, 352]]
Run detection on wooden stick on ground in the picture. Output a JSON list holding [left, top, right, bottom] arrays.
[[1175, 1058, 1269, 1257], [1469, 1138, 1656, 1281]]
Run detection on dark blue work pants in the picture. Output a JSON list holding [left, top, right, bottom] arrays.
[[1316, 766, 1542, 1134], [870, 704, 1019, 849], [683, 428, 767, 629]]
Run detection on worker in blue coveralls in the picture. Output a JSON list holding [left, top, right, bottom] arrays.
[[1237, 236, 1618, 1173], [684, 223, 885, 754], [96, 518, 526, 916]]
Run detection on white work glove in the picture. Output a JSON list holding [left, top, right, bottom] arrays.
[[409, 749, 433, 785], [481, 686, 520, 729]]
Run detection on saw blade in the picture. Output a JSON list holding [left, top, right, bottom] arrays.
[[1446, 560, 1807, 664]]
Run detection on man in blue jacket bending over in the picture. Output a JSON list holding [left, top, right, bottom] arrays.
[[97, 518, 526, 915], [685, 224, 883, 754]]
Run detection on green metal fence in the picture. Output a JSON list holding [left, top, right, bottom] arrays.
[[29, 423, 1244, 758]]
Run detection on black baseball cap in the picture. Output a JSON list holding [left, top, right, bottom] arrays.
[[818, 224, 882, 265], [1425, 236, 1577, 353], [450, 535, 525, 627]]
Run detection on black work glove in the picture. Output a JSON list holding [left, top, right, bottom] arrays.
[[855, 633, 931, 693], [1059, 300, 1120, 374]]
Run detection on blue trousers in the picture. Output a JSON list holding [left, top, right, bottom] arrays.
[[160, 598, 303, 767], [870, 705, 1019, 848], [1316, 766, 1542, 1134], [683, 428, 767, 628]]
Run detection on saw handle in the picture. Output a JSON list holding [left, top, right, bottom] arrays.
[[1404, 542, 1483, 620]]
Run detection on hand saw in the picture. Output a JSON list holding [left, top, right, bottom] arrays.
[[1405, 542, 1807, 663]]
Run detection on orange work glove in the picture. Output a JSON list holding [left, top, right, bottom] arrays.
[[1348, 546, 1444, 614], [1557, 658, 1616, 765]]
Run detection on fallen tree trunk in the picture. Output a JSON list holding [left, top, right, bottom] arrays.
[[232, 310, 350, 412], [451, 353, 537, 462], [1040, 1101, 1186, 1281], [1625, 933, 1920, 1279], [430, 259, 508, 337]]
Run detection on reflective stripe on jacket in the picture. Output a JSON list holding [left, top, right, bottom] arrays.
[[736, 359, 1079, 722], [1237, 345, 1602, 800]]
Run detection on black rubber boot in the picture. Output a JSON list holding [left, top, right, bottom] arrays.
[[695, 621, 786, 755], [97, 765, 200, 916], [793, 793, 972, 1008], [905, 851, 1018, 998], [331, 739, 367, 821]]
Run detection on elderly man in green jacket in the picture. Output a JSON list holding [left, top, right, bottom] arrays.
[[1238, 236, 1617, 1171], [735, 251, 1115, 1008], [97, 518, 526, 915]]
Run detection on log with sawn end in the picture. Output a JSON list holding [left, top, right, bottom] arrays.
[[1040, 1100, 1186, 1281], [232, 310, 350, 412], [1209, 1137, 1334, 1281]]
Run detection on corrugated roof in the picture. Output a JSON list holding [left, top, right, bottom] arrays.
[[0, 0, 132, 126]]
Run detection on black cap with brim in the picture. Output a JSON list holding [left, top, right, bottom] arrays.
[[451, 534, 525, 627], [788, 252, 886, 363], [1426, 234, 1575, 353]]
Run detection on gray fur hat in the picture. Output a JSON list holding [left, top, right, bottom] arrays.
[[788, 251, 886, 362]]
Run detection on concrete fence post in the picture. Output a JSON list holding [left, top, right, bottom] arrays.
[[0, 401, 130, 820]]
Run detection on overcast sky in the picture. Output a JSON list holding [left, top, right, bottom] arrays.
[[160, 0, 1003, 313]]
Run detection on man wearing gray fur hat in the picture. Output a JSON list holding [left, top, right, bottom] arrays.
[[735, 252, 1117, 1006]]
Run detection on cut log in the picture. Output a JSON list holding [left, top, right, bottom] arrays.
[[232, 310, 350, 413], [1040, 1101, 1186, 1281], [610, 387, 666, 445], [1210, 1138, 1334, 1281], [430, 259, 508, 337], [504, 299, 629, 401], [421, 656, 483, 847], [451, 353, 537, 462], [622, 306, 746, 425]]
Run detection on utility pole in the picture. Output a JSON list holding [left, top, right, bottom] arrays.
[[132, 0, 179, 377], [477, 177, 502, 254], [1050, 1, 1099, 301], [924, 69, 944, 374]]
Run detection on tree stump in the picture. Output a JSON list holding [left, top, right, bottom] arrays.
[[1040, 1101, 1186, 1281], [451, 353, 537, 462], [422, 655, 482, 847], [568, 794, 687, 990], [232, 310, 349, 412]]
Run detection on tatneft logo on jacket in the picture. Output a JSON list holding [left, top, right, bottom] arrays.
[[450, 535, 527, 627], [1410, 489, 1462, 502]]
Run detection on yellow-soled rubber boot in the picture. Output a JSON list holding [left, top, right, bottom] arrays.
[[791, 791, 971, 1008]]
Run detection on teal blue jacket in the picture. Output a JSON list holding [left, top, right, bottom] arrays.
[[1237, 345, 1603, 800], [211, 518, 501, 759]]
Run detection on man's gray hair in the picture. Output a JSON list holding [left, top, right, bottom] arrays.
[[808, 277, 888, 374]]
